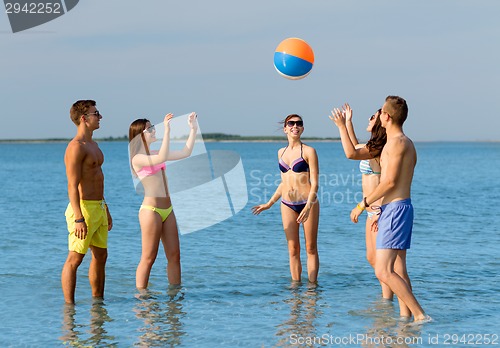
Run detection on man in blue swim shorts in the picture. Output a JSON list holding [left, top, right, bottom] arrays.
[[376, 198, 413, 250], [349, 96, 428, 322], [62, 100, 113, 304]]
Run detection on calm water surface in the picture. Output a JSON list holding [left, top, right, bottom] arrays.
[[0, 141, 499, 347]]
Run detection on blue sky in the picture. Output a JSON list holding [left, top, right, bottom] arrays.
[[1, 0, 499, 141]]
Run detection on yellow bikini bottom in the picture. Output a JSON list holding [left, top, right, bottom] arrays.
[[140, 205, 173, 222]]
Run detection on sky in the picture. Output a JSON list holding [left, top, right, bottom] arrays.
[[1, 0, 499, 141]]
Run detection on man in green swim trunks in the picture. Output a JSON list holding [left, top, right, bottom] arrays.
[[62, 100, 113, 304]]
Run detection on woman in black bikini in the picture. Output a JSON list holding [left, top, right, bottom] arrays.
[[252, 114, 320, 283]]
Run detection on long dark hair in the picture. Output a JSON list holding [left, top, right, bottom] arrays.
[[365, 109, 386, 157], [128, 118, 151, 177], [128, 118, 169, 197]]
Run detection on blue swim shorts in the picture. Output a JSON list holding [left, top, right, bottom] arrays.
[[376, 198, 413, 250]]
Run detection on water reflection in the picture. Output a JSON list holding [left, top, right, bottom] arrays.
[[359, 298, 423, 348], [134, 287, 186, 347], [60, 299, 116, 347], [275, 282, 322, 347]]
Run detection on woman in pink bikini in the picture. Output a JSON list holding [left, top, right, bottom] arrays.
[[128, 112, 197, 290], [252, 114, 320, 283]]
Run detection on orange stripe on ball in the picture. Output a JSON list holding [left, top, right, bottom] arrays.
[[275, 38, 314, 64]]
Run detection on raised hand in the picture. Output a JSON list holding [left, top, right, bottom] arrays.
[[164, 113, 174, 132], [187, 112, 198, 130], [343, 103, 353, 122], [329, 107, 346, 128]]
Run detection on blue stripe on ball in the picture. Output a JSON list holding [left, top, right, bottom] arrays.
[[274, 52, 313, 78]]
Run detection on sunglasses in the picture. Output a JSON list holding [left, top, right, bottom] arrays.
[[369, 114, 377, 121], [286, 120, 304, 127], [143, 125, 155, 133], [84, 110, 101, 117]]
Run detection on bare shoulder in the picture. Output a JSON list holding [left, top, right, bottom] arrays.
[[406, 136, 416, 149], [302, 144, 316, 154], [131, 153, 148, 167], [400, 135, 415, 152], [64, 140, 87, 170], [403, 136, 417, 163], [278, 146, 287, 157], [302, 144, 318, 160], [385, 135, 411, 152], [65, 139, 87, 157]]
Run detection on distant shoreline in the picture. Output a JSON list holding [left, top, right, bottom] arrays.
[[0, 135, 498, 144], [0, 133, 341, 143]]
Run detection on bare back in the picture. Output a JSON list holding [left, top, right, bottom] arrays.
[[379, 134, 417, 204]]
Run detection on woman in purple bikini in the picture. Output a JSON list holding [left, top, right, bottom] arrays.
[[252, 114, 320, 283]]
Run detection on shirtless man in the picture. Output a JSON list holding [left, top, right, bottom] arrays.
[[62, 100, 112, 304], [333, 96, 427, 321]]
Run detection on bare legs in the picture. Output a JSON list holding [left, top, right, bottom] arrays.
[[136, 209, 180, 289], [393, 252, 412, 318], [61, 247, 107, 304], [136, 209, 162, 289], [161, 213, 181, 285], [303, 203, 320, 283], [281, 203, 320, 283], [89, 246, 107, 298], [62, 251, 84, 304], [365, 218, 394, 300], [375, 249, 426, 321]]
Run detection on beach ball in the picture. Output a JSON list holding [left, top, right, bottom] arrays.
[[274, 37, 314, 80]]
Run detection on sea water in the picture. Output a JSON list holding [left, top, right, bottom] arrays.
[[0, 141, 499, 347]]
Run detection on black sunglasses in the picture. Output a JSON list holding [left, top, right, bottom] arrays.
[[369, 114, 376, 121], [286, 120, 304, 127], [84, 110, 101, 117]]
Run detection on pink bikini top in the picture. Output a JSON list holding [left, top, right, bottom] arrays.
[[136, 163, 165, 178]]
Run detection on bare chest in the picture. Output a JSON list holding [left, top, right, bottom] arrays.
[[83, 143, 104, 170]]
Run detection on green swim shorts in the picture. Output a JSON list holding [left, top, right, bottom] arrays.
[[65, 200, 108, 254]]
